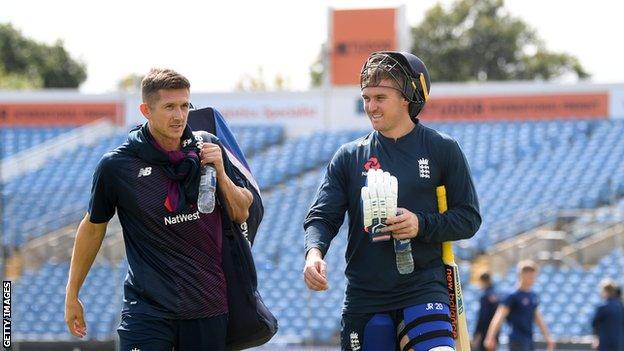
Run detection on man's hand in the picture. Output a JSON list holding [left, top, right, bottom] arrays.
[[546, 337, 556, 351], [65, 295, 87, 338], [591, 337, 599, 350], [382, 207, 419, 239], [200, 142, 225, 177], [303, 248, 328, 291], [361, 169, 397, 242], [484, 335, 497, 351], [65, 215, 107, 339], [471, 333, 482, 349]]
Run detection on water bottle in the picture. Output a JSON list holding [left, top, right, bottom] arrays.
[[394, 239, 414, 274], [198, 165, 217, 213]]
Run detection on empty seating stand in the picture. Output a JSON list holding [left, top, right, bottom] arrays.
[[1, 126, 76, 158]]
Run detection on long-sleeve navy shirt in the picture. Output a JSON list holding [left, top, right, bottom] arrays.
[[304, 122, 481, 313], [592, 298, 624, 351]]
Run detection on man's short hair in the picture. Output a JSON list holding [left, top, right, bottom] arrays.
[[360, 53, 408, 93], [600, 278, 618, 298], [517, 260, 537, 274], [141, 68, 190, 105]]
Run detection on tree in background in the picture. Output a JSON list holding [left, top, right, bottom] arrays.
[[412, 0, 589, 82], [235, 66, 291, 91], [0, 23, 87, 89], [117, 73, 143, 92], [309, 45, 326, 87], [310, 0, 589, 86]]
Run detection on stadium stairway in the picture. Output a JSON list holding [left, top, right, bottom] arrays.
[[475, 207, 624, 274]]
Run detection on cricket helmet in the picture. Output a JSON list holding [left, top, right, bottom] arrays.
[[360, 51, 431, 122]]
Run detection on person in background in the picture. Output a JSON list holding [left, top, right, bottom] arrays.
[[472, 272, 499, 351], [484, 260, 555, 351], [591, 279, 624, 351]]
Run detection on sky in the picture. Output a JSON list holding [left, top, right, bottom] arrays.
[[2, 0, 623, 93]]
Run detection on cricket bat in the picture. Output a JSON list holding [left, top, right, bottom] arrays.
[[436, 185, 471, 351]]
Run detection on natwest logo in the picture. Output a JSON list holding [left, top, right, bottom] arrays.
[[164, 211, 201, 225]]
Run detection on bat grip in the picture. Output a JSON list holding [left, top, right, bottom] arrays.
[[437, 186, 455, 262], [442, 241, 455, 262], [436, 186, 447, 213]]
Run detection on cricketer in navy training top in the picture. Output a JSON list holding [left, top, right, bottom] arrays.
[[472, 272, 499, 351], [591, 279, 624, 351], [303, 51, 481, 351], [484, 260, 555, 351], [64, 68, 253, 350]]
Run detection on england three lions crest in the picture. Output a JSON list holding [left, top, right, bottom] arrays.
[[418, 158, 430, 179]]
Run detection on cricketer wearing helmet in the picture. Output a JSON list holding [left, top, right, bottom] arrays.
[[303, 52, 481, 351]]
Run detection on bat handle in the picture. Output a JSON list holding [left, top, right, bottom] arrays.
[[436, 186, 447, 213], [437, 186, 455, 262], [442, 241, 455, 262]]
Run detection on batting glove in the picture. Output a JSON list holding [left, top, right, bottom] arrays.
[[361, 169, 398, 242]]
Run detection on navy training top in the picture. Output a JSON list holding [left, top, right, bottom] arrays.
[[475, 286, 499, 336], [503, 290, 539, 343], [592, 298, 624, 351], [89, 144, 227, 319], [304, 122, 481, 313]]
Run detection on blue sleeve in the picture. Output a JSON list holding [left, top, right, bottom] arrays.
[[303, 146, 349, 257], [416, 139, 481, 243], [503, 292, 515, 309], [88, 153, 118, 223], [534, 292, 540, 308]]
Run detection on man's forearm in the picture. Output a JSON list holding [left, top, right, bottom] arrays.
[[485, 319, 502, 341], [485, 308, 505, 341], [306, 247, 324, 260], [217, 171, 253, 224], [66, 215, 107, 297], [535, 312, 552, 340], [416, 205, 481, 243]]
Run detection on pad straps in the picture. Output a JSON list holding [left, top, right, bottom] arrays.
[[402, 330, 454, 351], [396, 313, 453, 351]]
